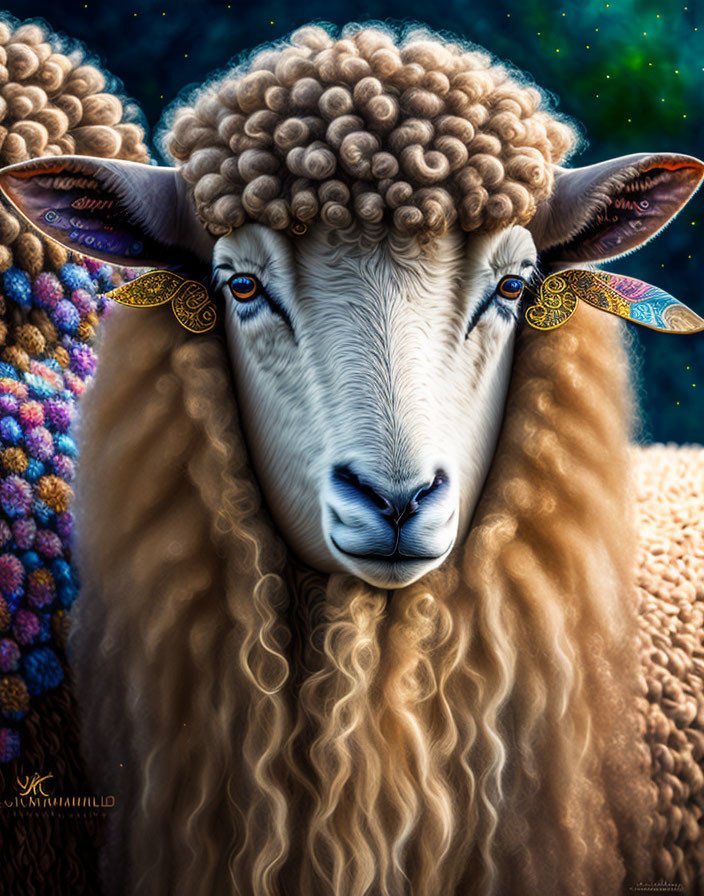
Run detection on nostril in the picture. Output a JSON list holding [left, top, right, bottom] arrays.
[[396, 470, 450, 527], [412, 469, 449, 505], [331, 465, 450, 528], [332, 465, 392, 513]]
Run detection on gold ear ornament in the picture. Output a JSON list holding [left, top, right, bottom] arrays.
[[106, 270, 217, 334], [525, 269, 704, 334]]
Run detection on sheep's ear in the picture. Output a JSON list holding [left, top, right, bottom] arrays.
[[529, 152, 704, 263], [0, 154, 214, 268]]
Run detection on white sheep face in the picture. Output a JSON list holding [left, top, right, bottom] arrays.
[[214, 222, 537, 587], [3, 150, 699, 588]]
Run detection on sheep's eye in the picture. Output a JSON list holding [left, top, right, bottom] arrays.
[[225, 271, 296, 336], [229, 275, 259, 302], [497, 275, 525, 300]]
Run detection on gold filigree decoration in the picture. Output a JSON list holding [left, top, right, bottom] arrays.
[[105, 270, 217, 334], [525, 272, 579, 330], [525, 269, 704, 334], [171, 281, 217, 333], [578, 271, 632, 318], [107, 270, 181, 307]]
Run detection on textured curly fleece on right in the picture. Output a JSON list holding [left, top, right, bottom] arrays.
[[166, 24, 579, 237]]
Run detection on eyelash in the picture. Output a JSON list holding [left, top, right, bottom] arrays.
[[465, 275, 526, 338]]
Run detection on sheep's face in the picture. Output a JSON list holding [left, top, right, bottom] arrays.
[[4, 149, 700, 588], [214, 223, 536, 587]]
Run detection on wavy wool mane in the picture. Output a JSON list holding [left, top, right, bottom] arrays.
[[68, 292, 656, 895]]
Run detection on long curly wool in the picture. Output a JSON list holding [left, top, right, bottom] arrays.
[[165, 24, 577, 237], [69, 296, 667, 896], [68, 299, 704, 894]]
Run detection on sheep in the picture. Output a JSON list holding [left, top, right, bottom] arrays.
[[0, 18, 148, 894], [0, 19, 703, 896]]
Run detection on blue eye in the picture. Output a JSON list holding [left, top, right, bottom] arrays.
[[497, 276, 525, 300], [229, 275, 259, 301]]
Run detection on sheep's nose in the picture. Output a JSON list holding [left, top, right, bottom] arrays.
[[331, 465, 448, 526], [328, 464, 455, 564]]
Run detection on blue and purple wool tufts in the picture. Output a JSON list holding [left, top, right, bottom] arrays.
[[0, 253, 136, 763]]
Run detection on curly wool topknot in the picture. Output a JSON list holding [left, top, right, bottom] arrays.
[[165, 24, 579, 236]]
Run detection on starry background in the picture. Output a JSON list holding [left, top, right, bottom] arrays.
[[5, 0, 704, 442]]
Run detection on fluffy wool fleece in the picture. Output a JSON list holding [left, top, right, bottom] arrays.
[[635, 444, 704, 890], [66, 281, 677, 896], [0, 20, 147, 166]]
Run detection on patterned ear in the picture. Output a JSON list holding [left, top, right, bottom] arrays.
[[530, 153, 704, 263], [0, 154, 213, 267], [525, 269, 704, 334]]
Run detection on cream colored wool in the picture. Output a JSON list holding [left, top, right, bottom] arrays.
[[635, 444, 704, 892], [68, 297, 703, 896]]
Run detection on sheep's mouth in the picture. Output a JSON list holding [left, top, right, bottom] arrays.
[[330, 536, 449, 563], [330, 536, 455, 588]]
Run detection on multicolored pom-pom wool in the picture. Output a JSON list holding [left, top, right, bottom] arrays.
[[0, 231, 137, 763]]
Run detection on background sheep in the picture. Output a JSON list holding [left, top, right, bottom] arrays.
[[0, 19, 148, 893], [0, 18, 703, 896]]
